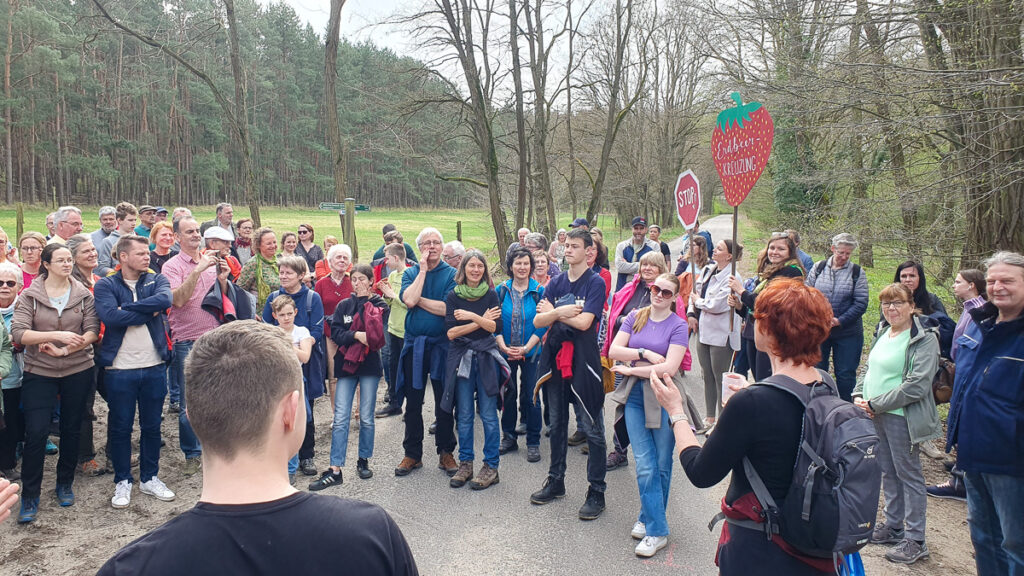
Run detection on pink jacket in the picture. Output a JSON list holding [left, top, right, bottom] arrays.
[[602, 273, 691, 371]]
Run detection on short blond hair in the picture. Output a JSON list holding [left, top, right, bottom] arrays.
[[184, 321, 302, 459]]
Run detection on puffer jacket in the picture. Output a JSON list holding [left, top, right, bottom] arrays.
[[11, 277, 99, 378], [853, 315, 942, 445]]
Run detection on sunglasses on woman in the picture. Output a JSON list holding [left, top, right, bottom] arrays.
[[650, 285, 675, 298], [0, 280, 17, 288]]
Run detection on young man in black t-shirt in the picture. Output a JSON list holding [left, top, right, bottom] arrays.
[[530, 228, 608, 520], [98, 321, 418, 576]]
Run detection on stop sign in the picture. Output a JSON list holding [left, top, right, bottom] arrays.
[[674, 170, 701, 230]]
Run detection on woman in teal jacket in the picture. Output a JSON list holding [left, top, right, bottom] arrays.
[[853, 283, 941, 566]]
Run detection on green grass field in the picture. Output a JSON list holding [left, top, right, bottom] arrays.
[[0, 205, 691, 272]]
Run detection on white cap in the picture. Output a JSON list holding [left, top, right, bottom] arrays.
[[203, 226, 235, 242]]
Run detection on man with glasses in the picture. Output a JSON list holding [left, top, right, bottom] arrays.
[[47, 206, 84, 245], [162, 217, 232, 475], [806, 233, 868, 401], [441, 241, 465, 270], [393, 228, 458, 477]]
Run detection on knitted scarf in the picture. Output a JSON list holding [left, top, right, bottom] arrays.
[[255, 252, 279, 308], [454, 282, 489, 300]]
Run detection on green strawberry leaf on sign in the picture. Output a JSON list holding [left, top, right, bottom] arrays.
[[711, 92, 774, 207]]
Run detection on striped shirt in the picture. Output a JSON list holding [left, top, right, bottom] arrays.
[[163, 251, 220, 343]]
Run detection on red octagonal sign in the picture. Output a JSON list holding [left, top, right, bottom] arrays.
[[674, 170, 701, 230]]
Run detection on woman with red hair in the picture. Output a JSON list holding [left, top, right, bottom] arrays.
[[649, 278, 841, 574]]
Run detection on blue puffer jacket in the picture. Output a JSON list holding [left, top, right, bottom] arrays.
[[94, 270, 173, 368], [946, 302, 1024, 476]]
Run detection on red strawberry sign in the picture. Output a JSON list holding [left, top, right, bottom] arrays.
[[711, 92, 774, 207]]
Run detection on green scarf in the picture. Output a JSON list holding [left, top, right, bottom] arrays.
[[454, 282, 489, 300], [255, 252, 279, 309]]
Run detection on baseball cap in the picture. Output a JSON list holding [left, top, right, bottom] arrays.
[[648, 224, 661, 231], [631, 216, 648, 227], [203, 226, 235, 242], [570, 217, 589, 228], [155, 206, 168, 214], [138, 205, 156, 214]]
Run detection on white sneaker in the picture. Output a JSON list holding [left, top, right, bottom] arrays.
[[140, 477, 176, 502], [631, 521, 646, 540], [111, 480, 132, 509], [635, 535, 668, 558]]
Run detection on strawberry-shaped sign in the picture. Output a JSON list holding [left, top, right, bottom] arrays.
[[711, 92, 774, 207]]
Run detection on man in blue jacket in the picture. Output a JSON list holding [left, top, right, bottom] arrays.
[[946, 251, 1024, 575], [94, 235, 176, 510], [805, 233, 868, 400]]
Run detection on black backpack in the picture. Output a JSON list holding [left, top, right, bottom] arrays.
[[725, 371, 881, 561]]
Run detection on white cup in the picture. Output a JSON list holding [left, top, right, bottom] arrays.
[[721, 372, 746, 406]]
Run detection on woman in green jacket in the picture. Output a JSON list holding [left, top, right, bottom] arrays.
[[853, 283, 941, 566]]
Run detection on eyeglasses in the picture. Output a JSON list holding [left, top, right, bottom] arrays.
[[880, 301, 908, 309], [0, 280, 16, 288], [419, 240, 442, 247], [21, 246, 41, 252], [650, 286, 675, 298]]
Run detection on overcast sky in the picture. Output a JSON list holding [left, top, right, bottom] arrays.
[[270, 0, 412, 54]]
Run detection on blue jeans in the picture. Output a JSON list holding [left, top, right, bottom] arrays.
[[817, 330, 863, 401], [166, 362, 180, 405], [546, 377, 606, 492], [624, 383, 674, 536], [106, 365, 167, 484], [456, 357, 500, 468], [172, 341, 201, 458], [502, 357, 542, 447], [330, 374, 379, 466], [964, 472, 1024, 575]]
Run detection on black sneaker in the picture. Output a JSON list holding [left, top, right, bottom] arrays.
[[357, 458, 373, 480], [375, 405, 402, 418], [578, 487, 605, 520], [567, 431, 587, 446], [927, 476, 966, 501], [885, 539, 929, 564], [526, 446, 541, 463], [299, 458, 318, 476], [871, 521, 905, 544], [308, 469, 342, 491], [499, 435, 519, 455], [530, 476, 566, 505]]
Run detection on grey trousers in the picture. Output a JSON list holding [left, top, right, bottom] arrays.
[[874, 411, 928, 541], [694, 338, 734, 419]]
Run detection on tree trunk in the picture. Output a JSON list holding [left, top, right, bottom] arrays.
[[222, 0, 260, 226], [508, 0, 528, 230], [325, 0, 348, 207]]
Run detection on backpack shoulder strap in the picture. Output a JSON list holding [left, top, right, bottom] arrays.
[[305, 289, 314, 315], [851, 263, 861, 284], [497, 282, 508, 304], [814, 259, 827, 277]]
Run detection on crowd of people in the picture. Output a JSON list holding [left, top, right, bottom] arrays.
[[0, 204, 1021, 576]]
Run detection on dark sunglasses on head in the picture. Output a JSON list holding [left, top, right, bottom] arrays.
[[650, 286, 675, 298], [0, 280, 17, 288]]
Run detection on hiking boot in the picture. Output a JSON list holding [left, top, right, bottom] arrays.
[[578, 487, 605, 520], [499, 435, 518, 455], [918, 439, 944, 460], [357, 458, 373, 480], [55, 483, 75, 507], [885, 539, 930, 564], [79, 459, 108, 477], [567, 430, 587, 446], [140, 477, 176, 502], [394, 457, 422, 477], [606, 449, 628, 470], [45, 439, 58, 455], [183, 457, 202, 477], [530, 476, 566, 505], [428, 420, 438, 435], [450, 461, 474, 488], [111, 480, 132, 509], [299, 458, 318, 476], [470, 464, 499, 491], [631, 521, 646, 540], [870, 521, 905, 544], [1, 467, 20, 481], [308, 469, 343, 491], [526, 446, 541, 463], [635, 535, 668, 558], [375, 405, 402, 418], [17, 497, 39, 524], [439, 452, 459, 477], [927, 476, 967, 501]]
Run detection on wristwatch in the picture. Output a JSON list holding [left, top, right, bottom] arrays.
[[637, 348, 646, 361], [669, 413, 688, 429]]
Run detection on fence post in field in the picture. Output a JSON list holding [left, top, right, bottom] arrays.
[[457, 221, 462, 242], [16, 203, 24, 240], [344, 197, 358, 260]]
